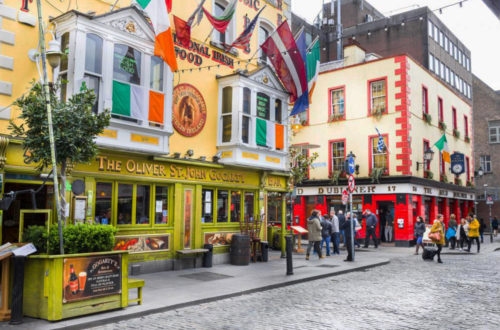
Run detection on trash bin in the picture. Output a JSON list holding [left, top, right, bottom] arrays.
[[203, 243, 213, 268], [230, 234, 250, 266], [260, 241, 269, 262]]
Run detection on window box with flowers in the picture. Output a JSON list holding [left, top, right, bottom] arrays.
[[465, 136, 470, 143], [438, 121, 447, 131], [424, 170, 434, 180], [466, 180, 474, 188], [329, 170, 346, 185], [440, 174, 448, 183], [423, 113, 432, 124], [369, 79, 387, 119], [455, 178, 462, 186], [370, 167, 385, 184], [330, 113, 345, 122], [453, 129, 460, 138]]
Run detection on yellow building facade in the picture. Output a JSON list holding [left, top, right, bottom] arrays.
[[291, 44, 475, 246], [0, 0, 291, 271]]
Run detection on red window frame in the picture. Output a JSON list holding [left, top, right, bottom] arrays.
[[423, 140, 430, 171], [422, 86, 429, 114], [368, 134, 390, 175], [438, 97, 443, 122], [328, 85, 346, 122], [452, 107, 457, 130], [367, 77, 388, 116], [464, 115, 469, 137], [466, 156, 470, 182], [328, 139, 346, 177]]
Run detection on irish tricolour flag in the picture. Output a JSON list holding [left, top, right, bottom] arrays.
[[112, 81, 165, 124], [434, 134, 450, 163], [256, 118, 284, 150], [137, 0, 178, 72]]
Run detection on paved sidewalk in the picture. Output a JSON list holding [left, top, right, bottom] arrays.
[[0, 250, 389, 330]]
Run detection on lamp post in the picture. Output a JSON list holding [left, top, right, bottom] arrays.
[[36, 0, 64, 254], [346, 151, 356, 261]]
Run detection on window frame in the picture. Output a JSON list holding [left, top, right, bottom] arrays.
[[438, 97, 444, 123], [328, 85, 346, 121], [367, 77, 388, 116], [369, 134, 389, 175], [422, 85, 429, 115], [452, 107, 457, 130], [206, 187, 258, 226], [464, 115, 469, 138], [423, 140, 431, 171], [480, 155, 492, 173], [221, 86, 233, 143], [328, 139, 346, 177]]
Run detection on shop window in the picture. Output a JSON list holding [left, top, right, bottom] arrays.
[[136, 185, 150, 225], [267, 192, 283, 225], [155, 186, 169, 224], [480, 155, 492, 173], [202, 189, 214, 223], [95, 182, 112, 225], [217, 190, 229, 222], [231, 191, 241, 223], [113, 44, 141, 85], [59, 32, 70, 101], [369, 79, 386, 115], [371, 136, 388, 174], [256, 92, 270, 119], [330, 140, 345, 174], [330, 88, 345, 120], [244, 192, 255, 222], [275, 99, 282, 124], [222, 87, 232, 143], [422, 87, 428, 114], [117, 183, 133, 225]]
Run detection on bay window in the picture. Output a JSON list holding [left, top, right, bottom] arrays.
[[242, 87, 251, 144]]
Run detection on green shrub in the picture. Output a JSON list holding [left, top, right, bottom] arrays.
[[23, 224, 117, 255]]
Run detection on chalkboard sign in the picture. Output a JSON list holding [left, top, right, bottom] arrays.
[[257, 92, 270, 119]]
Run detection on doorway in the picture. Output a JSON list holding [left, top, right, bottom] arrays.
[[2, 182, 52, 244], [377, 201, 395, 244]]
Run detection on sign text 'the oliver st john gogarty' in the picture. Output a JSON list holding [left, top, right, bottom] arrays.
[[96, 156, 246, 183]]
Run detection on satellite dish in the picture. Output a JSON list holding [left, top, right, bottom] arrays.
[[71, 180, 85, 196]]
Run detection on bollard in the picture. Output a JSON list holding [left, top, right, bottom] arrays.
[[285, 235, 293, 275], [203, 244, 213, 268], [9, 256, 26, 325]]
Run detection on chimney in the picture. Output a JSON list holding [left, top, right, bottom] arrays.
[[343, 38, 366, 66]]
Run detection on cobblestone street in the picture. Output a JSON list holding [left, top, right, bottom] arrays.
[[92, 247, 500, 330]]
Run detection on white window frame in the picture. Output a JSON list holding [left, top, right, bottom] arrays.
[[480, 155, 492, 173], [258, 18, 275, 64], [429, 53, 434, 72], [212, 0, 236, 46], [331, 141, 345, 173]]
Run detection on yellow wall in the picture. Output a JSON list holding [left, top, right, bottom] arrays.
[[0, 0, 288, 159]]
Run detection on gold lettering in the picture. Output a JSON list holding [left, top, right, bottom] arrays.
[[107, 159, 115, 171], [160, 165, 166, 176], [154, 164, 159, 176], [209, 170, 216, 180], [145, 163, 153, 175], [116, 161, 122, 172], [97, 156, 107, 171], [126, 159, 135, 173]]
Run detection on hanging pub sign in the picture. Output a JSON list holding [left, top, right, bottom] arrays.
[[450, 152, 465, 176], [172, 84, 207, 137]]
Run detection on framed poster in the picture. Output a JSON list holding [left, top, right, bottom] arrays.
[[204, 232, 238, 247], [114, 234, 170, 253], [63, 254, 121, 303], [73, 196, 87, 224]]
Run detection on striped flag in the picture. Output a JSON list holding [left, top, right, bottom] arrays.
[[375, 128, 386, 152], [112, 81, 164, 123], [256, 118, 284, 149], [223, 6, 265, 50], [137, 0, 178, 72], [261, 21, 307, 103], [307, 37, 320, 102], [434, 134, 451, 163], [290, 28, 309, 116], [202, 0, 237, 34], [174, 0, 206, 48]]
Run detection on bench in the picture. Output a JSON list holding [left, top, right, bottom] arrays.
[[128, 278, 145, 305], [175, 248, 209, 269]]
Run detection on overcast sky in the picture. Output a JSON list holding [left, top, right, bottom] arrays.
[[291, 0, 500, 90]]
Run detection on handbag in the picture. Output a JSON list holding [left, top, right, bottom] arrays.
[[428, 231, 441, 242]]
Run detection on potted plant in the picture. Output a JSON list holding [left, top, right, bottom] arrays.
[[438, 121, 447, 131], [440, 174, 448, 183], [423, 113, 432, 124], [453, 129, 460, 138], [329, 170, 345, 185], [424, 170, 434, 180], [465, 136, 471, 143], [466, 180, 474, 187], [371, 107, 384, 118], [455, 178, 463, 186], [370, 167, 385, 183]]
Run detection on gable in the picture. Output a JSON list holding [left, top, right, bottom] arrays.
[[93, 7, 155, 42], [248, 66, 287, 94]]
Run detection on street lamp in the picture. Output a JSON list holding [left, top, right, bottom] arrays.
[[416, 148, 435, 171]]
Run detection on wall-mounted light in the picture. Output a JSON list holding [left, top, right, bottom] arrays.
[[173, 152, 181, 158], [401, 21, 406, 27], [185, 149, 194, 158], [416, 148, 435, 171]]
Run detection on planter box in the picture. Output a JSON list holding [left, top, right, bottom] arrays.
[[22, 251, 128, 321]]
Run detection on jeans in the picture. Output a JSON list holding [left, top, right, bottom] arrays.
[[364, 227, 378, 248], [459, 235, 469, 249], [436, 244, 442, 261], [468, 237, 480, 252], [449, 236, 456, 249], [340, 230, 345, 245], [331, 233, 340, 254], [307, 241, 322, 258], [385, 225, 393, 242], [480, 231, 484, 243], [321, 236, 331, 256]]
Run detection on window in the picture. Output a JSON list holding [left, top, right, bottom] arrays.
[[466, 57, 470, 71], [438, 97, 443, 122], [444, 35, 449, 52], [84, 33, 103, 114], [259, 25, 270, 62], [428, 21, 433, 38], [440, 61, 445, 79], [59, 32, 70, 101], [267, 192, 283, 224], [275, 99, 282, 123], [369, 79, 386, 115], [117, 183, 133, 225], [424, 140, 431, 171], [95, 182, 112, 225], [113, 44, 141, 85], [244, 192, 254, 222], [452, 107, 457, 130], [136, 185, 150, 225], [480, 155, 492, 173], [222, 87, 232, 143], [330, 88, 345, 119], [371, 135, 388, 173], [429, 53, 434, 72], [202, 189, 214, 223], [434, 57, 439, 74], [433, 25, 439, 43], [242, 87, 251, 144], [464, 116, 469, 138], [150, 56, 164, 92], [330, 140, 345, 174], [155, 186, 169, 224], [214, 3, 227, 43], [459, 50, 463, 65], [217, 190, 229, 222], [439, 31, 444, 47], [422, 87, 428, 114], [445, 66, 450, 83], [466, 157, 470, 182], [230, 191, 241, 223], [298, 109, 308, 125], [256, 92, 270, 119]]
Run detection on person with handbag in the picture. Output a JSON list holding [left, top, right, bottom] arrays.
[[429, 214, 445, 263], [467, 216, 480, 253], [414, 216, 426, 255], [456, 218, 469, 251]]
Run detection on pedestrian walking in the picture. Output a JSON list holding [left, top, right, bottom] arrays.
[[414, 216, 426, 255], [385, 210, 394, 242], [306, 210, 323, 260], [467, 216, 480, 253], [330, 209, 340, 255], [363, 209, 378, 248], [492, 217, 499, 237], [338, 210, 346, 247], [341, 212, 355, 262], [429, 214, 445, 263], [479, 217, 486, 243], [456, 218, 469, 251], [320, 214, 333, 256], [446, 217, 457, 250], [353, 213, 361, 248]]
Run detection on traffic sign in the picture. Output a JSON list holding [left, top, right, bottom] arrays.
[[342, 189, 348, 205], [347, 155, 355, 175], [348, 175, 356, 193], [487, 195, 494, 205]]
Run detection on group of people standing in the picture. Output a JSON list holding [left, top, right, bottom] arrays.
[[413, 213, 483, 264]]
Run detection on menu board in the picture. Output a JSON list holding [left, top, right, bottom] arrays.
[[257, 93, 270, 119], [63, 255, 121, 303]]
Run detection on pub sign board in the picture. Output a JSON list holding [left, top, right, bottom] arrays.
[[63, 254, 121, 303], [450, 152, 465, 175]]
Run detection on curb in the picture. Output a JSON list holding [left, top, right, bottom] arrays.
[[55, 260, 390, 330]]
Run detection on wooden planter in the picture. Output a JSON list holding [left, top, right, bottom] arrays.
[[22, 251, 128, 321]]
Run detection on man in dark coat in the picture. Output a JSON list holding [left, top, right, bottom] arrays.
[[337, 210, 346, 247], [363, 209, 378, 248], [340, 212, 354, 261]]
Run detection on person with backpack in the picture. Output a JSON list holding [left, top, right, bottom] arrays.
[[429, 214, 445, 263], [306, 210, 323, 260], [467, 216, 481, 253], [414, 216, 426, 255], [446, 217, 458, 250], [320, 214, 333, 256]]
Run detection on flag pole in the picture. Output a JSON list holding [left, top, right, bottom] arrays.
[[202, 27, 215, 44]]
